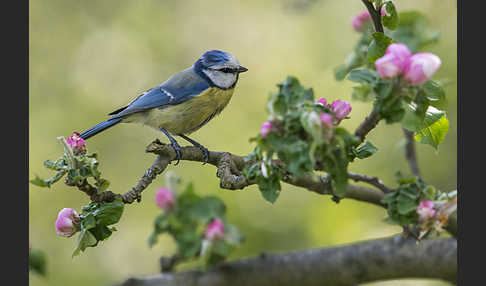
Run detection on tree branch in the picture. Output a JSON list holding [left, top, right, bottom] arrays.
[[113, 235, 456, 286], [361, 0, 384, 33], [71, 139, 457, 237], [403, 128, 421, 177], [354, 108, 381, 143]]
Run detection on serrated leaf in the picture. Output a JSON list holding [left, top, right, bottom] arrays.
[[347, 69, 379, 84], [414, 114, 449, 149], [367, 32, 392, 64], [382, 1, 398, 30]]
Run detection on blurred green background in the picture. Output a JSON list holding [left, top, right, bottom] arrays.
[[29, 0, 457, 285]]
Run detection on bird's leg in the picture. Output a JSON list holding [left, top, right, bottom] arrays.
[[160, 128, 182, 165], [178, 134, 209, 164]]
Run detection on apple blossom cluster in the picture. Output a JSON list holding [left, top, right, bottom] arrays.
[[375, 43, 441, 86], [259, 98, 352, 138], [66, 132, 86, 155]]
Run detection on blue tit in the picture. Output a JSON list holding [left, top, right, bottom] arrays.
[[79, 50, 248, 164]]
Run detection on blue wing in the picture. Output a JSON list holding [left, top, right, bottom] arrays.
[[110, 66, 211, 119]]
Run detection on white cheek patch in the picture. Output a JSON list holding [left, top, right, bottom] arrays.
[[203, 69, 237, 89]]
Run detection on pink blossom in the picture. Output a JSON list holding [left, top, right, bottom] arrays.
[[260, 121, 273, 138], [205, 218, 224, 240], [155, 187, 175, 211], [417, 200, 436, 222], [319, 113, 333, 128], [375, 43, 412, 79], [330, 100, 352, 121], [55, 208, 80, 237], [403, 53, 441, 86], [317, 97, 327, 106], [66, 132, 86, 155]]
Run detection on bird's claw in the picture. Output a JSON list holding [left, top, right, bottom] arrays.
[[199, 146, 209, 165], [170, 143, 182, 165]]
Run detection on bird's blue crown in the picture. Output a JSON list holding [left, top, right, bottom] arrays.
[[195, 50, 233, 69]]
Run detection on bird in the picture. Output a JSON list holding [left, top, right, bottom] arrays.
[[78, 50, 248, 164]]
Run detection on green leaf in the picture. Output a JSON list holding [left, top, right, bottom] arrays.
[[367, 32, 392, 64], [347, 69, 379, 85], [423, 185, 436, 200], [397, 199, 418, 215], [414, 114, 449, 150], [389, 11, 440, 53], [422, 80, 446, 106], [89, 199, 124, 226], [43, 158, 67, 171], [373, 81, 405, 123], [401, 103, 442, 132], [30, 170, 67, 188], [257, 174, 281, 204], [72, 229, 98, 257], [382, 1, 398, 30], [354, 141, 378, 159], [88, 224, 113, 241], [186, 196, 226, 222], [95, 178, 110, 192], [29, 249, 47, 276], [351, 84, 375, 102], [300, 111, 324, 144]]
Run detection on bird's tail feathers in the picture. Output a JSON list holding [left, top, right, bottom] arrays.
[[79, 118, 122, 140]]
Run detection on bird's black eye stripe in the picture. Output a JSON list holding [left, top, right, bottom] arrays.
[[218, 67, 236, 73]]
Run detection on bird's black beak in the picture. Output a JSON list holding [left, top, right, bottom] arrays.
[[237, 65, 248, 73]]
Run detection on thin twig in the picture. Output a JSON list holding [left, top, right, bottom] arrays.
[[347, 171, 393, 193], [361, 0, 384, 33], [403, 128, 420, 177], [354, 108, 381, 143]]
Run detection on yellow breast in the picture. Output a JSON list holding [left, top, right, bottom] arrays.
[[130, 87, 235, 135]]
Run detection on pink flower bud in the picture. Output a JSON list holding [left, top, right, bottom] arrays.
[[205, 218, 224, 240], [317, 97, 327, 106], [351, 11, 371, 32], [155, 187, 175, 211], [319, 113, 333, 128], [375, 43, 412, 79], [351, 9, 385, 32], [260, 121, 273, 138], [417, 200, 436, 222], [55, 208, 80, 237], [66, 132, 86, 155], [403, 53, 441, 86], [330, 100, 352, 121]]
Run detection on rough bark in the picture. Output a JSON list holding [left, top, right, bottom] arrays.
[[114, 236, 457, 286]]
